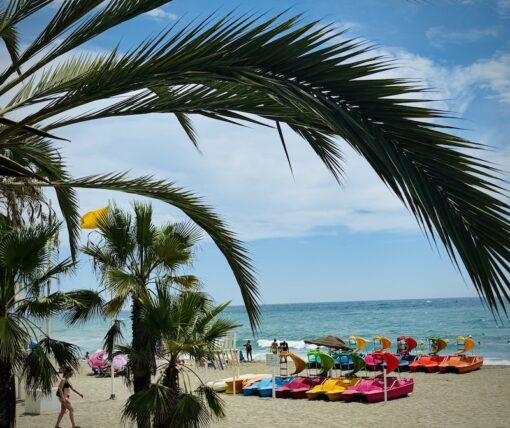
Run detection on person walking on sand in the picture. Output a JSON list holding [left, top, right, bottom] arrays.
[[55, 368, 83, 428]]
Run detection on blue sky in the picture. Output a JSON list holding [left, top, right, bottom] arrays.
[[17, 1, 510, 305]]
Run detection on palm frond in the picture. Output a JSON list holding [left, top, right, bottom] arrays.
[[0, 1, 53, 74], [0, 117, 66, 142], [106, 269, 139, 300], [0, 0, 174, 88], [16, 291, 67, 319], [0, 18, 20, 74], [95, 206, 135, 266], [0, 220, 59, 278], [122, 383, 172, 427], [0, 315, 28, 363], [50, 173, 261, 329], [5, 51, 119, 110], [23, 337, 80, 396], [64, 289, 106, 324], [170, 392, 213, 428], [3, 137, 79, 256], [103, 319, 124, 359], [25, 258, 75, 296], [197, 386, 225, 419], [133, 201, 156, 248], [164, 275, 201, 290], [104, 295, 126, 318]]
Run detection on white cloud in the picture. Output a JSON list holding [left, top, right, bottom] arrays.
[[426, 26, 499, 48], [55, 114, 416, 242], [376, 49, 510, 111], [498, 0, 510, 18], [145, 8, 178, 21]]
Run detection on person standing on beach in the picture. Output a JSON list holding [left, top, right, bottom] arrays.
[[244, 340, 253, 361], [55, 369, 83, 428], [271, 339, 278, 354]]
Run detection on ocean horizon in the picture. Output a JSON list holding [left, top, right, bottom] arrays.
[[52, 297, 510, 365]]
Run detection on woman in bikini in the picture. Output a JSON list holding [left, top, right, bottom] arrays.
[[55, 368, 83, 428]]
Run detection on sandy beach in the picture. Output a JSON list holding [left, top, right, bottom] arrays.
[[16, 361, 510, 428]]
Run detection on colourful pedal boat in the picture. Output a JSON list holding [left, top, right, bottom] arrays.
[[342, 377, 414, 403], [243, 376, 295, 397], [225, 374, 269, 394], [409, 355, 446, 372], [438, 356, 483, 374], [410, 337, 448, 373], [306, 378, 361, 401], [276, 376, 325, 399], [438, 337, 483, 373]]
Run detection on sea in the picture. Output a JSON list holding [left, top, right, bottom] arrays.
[[49, 297, 510, 364]]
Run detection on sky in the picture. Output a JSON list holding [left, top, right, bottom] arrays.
[[13, 0, 510, 305]]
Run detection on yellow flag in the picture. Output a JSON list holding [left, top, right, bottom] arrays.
[[80, 206, 109, 229]]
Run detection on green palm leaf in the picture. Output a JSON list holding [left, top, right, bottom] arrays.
[[53, 173, 261, 328]]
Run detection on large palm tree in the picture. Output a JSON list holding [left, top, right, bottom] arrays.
[[0, 217, 82, 427], [76, 202, 204, 428], [121, 289, 239, 428], [0, 1, 508, 322]]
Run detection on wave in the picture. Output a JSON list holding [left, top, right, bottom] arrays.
[[484, 358, 510, 366], [256, 339, 316, 350]]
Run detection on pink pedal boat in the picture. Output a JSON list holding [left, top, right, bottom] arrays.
[[276, 376, 325, 399], [342, 351, 413, 403], [342, 377, 414, 403]]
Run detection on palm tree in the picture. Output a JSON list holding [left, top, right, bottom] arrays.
[[121, 289, 239, 428], [0, 2, 508, 322], [76, 202, 204, 428], [0, 217, 82, 427]]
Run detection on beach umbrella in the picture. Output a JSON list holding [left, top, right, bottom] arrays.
[[112, 355, 127, 369], [88, 350, 109, 369], [304, 336, 352, 351]]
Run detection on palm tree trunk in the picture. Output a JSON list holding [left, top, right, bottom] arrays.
[[154, 364, 179, 428], [0, 358, 15, 428], [131, 298, 152, 428]]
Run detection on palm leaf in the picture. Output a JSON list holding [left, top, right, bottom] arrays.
[[16, 292, 67, 319], [2, 137, 80, 256], [103, 319, 125, 359], [49, 173, 261, 329], [122, 383, 172, 427], [64, 289, 106, 324], [0, 315, 28, 363], [197, 386, 225, 419], [0, 0, 174, 88], [23, 337, 80, 396]]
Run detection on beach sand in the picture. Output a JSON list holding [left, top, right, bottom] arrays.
[[16, 362, 510, 428]]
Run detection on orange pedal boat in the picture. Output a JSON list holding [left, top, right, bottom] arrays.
[[438, 337, 483, 374], [409, 337, 448, 373]]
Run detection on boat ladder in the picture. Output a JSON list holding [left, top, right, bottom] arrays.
[[280, 355, 288, 377]]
